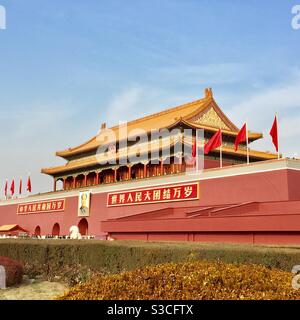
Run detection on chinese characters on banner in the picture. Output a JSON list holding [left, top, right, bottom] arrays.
[[17, 199, 65, 214], [107, 182, 199, 207]]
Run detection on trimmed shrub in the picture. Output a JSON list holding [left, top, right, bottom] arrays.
[[1, 239, 300, 281], [60, 260, 300, 300], [0, 256, 24, 287]]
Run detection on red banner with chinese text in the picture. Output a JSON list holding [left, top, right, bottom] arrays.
[[107, 182, 199, 207], [17, 199, 65, 214]]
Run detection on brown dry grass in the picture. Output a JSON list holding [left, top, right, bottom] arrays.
[[60, 260, 300, 300]]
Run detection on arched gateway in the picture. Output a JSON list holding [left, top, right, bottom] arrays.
[[78, 218, 88, 236], [34, 226, 41, 236], [52, 223, 60, 236]]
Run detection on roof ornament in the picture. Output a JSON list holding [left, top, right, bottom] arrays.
[[100, 123, 107, 131], [204, 87, 213, 99]]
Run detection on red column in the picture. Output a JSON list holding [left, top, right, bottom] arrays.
[[73, 176, 76, 189], [151, 165, 154, 176], [128, 166, 131, 180], [84, 174, 87, 187], [144, 164, 147, 178], [160, 160, 164, 175], [63, 178, 66, 190], [114, 169, 117, 182], [96, 172, 99, 185], [171, 163, 175, 174], [54, 179, 57, 192]]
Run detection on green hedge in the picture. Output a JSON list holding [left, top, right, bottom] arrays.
[[0, 239, 300, 278]]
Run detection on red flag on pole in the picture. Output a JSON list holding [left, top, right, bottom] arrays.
[[270, 115, 279, 153], [27, 176, 32, 193], [19, 178, 22, 195], [234, 123, 247, 151], [192, 139, 197, 158], [10, 179, 15, 196], [4, 180, 8, 198], [204, 129, 222, 155]]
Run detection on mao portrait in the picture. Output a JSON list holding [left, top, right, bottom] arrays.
[[78, 191, 90, 217]]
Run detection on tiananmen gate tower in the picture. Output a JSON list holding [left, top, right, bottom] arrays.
[[1, 87, 300, 245]]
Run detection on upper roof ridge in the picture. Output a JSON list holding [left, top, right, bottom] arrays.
[[107, 92, 210, 131]]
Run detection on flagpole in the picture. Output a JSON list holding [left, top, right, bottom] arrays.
[[276, 113, 280, 160], [5, 179, 7, 200], [246, 122, 249, 165], [11, 178, 14, 200], [196, 131, 199, 172], [220, 129, 223, 168]]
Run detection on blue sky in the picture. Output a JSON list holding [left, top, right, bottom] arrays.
[[0, 0, 300, 193]]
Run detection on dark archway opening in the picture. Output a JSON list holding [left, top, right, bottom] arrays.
[[78, 218, 88, 236], [52, 223, 60, 236], [34, 226, 41, 236]]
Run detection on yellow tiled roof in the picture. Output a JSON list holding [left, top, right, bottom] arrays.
[[41, 140, 277, 176], [56, 97, 210, 158], [42, 88, 269, 176], [55, 88, 259, 159], [0, 224, 27, 232]]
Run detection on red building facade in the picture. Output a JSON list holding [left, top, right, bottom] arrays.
[[0, 158, 300, 244], [1, 88, 299, 244]]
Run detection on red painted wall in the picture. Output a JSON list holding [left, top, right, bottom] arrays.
[[0, 168, 299, 243], [204, 159, 233, 169], [109, 231, 300, 245]]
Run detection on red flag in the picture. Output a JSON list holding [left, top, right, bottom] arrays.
[[4, 180, 8, 197], [235, 123, 247, 151], [27, 176, 32, 193], [10, 179, 15, 196], [192, 139, 197, 158], [19, 178, 22, 195], [204, 129, 222, 154], [270, 116, 279, 152]]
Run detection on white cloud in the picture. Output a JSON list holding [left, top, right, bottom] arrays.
[[103, 85, 197, 128], [104, 87, 143, 126], [0, 101, 77, 195], [227, 75, 300, 157], [154, 63, 254, 86]]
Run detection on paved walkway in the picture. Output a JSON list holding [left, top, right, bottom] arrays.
[[0, 280, 68, 300]]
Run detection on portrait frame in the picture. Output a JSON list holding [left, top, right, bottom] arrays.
[[78, 191, 91, 217]]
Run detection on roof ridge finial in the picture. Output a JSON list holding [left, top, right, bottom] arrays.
[[204, 87, 213, 99], [100, 122, 107, 131]]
